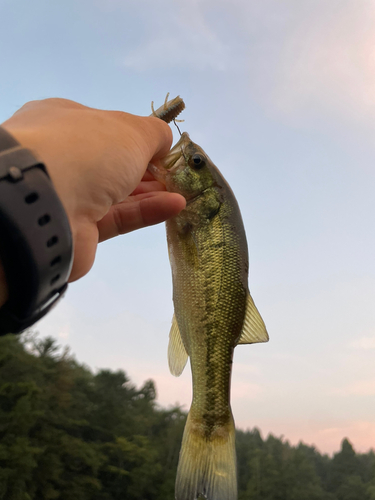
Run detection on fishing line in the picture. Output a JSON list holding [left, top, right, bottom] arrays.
[[173, 119, 182, 136]]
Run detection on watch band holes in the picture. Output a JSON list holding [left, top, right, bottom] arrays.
[[46, 235, 58, 247], [25, 192, 39, 204], [38, 214, 51, 226], [50, 256, 62, 267], [50, 274, 60, 286]]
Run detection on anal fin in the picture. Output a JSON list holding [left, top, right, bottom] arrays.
[[236, 292, 269, 345], [168, 314, 189, 376]]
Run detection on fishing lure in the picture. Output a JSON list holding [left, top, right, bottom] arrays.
[[150, 93, 185, 124]]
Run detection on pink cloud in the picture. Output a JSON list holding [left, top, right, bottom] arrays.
[[350, 336, 375, 350], [333, 379, 375, 396], [252, 2, 375, 123], [231, 381, 263, 401], [235, 418, 375, 455]]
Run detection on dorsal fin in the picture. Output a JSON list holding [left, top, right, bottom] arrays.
[[236, 292, 269, 345], [168, 314, 189, 376]]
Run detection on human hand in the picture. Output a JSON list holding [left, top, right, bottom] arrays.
[[0, 98, 186, 298]]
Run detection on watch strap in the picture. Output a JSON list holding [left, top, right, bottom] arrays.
[[0, 126, 73, 334]]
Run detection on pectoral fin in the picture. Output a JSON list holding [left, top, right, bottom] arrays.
[[236, 292, 269, 345], [168, 314, 189, 376]]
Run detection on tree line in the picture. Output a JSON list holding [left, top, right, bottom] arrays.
[[0, 333, 374, 500]]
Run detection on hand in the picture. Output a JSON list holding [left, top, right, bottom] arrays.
[[0, 98, 186, 305]]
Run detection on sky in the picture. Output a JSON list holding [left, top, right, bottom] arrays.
[[1, 0, 375, 455]]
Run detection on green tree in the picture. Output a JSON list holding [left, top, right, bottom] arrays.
[[328, 439, 362, 493], [1, 333, 375, 500], [284, 445, 332, 500], [0, 334, 186, 500], [336, 474, 368, 500]]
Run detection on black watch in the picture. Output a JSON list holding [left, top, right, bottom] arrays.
[[0, 126, 73, 335]]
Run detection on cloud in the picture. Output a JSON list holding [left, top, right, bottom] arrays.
[[122, 1, 231, 71], [121, 0, 375, 124], [238, 418, 375, 455], [34, 299, 73, 341], [232, 381, 263, 401], [249, 1, 375, 123], [316, 421, 375, 454], [350, 336, 375, 350], [233, 362, 260, 375], [123, 35, 230, 72], [148, 371, 192, 409], [333, 379, 375, 396]]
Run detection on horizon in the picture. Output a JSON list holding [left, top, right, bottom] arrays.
[[23, 330, 373, 458]]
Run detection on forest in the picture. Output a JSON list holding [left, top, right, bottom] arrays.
[[0, 333, 374, 500]]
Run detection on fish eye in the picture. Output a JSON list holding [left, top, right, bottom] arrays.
[[191, 154, 205, 169]]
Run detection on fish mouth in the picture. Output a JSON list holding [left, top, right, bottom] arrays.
[[161, 132, 190, 170], [147, 131, 190, 185]]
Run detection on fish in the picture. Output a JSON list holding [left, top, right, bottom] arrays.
[[148, 128, 269, 500]]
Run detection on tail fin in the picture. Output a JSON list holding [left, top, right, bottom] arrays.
[[175, 411, 237, 500]]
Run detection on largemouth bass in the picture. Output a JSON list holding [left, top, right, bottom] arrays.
[[150, 130, 268, 500]]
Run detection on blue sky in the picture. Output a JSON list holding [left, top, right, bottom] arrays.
[[2, 0, 375, 454]]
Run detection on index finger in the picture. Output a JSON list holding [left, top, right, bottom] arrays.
[[116, 113, 173, 167], [141, 115, 173, 162]]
